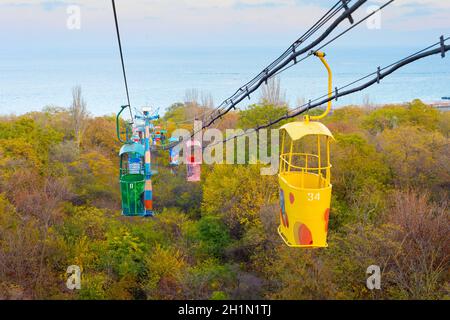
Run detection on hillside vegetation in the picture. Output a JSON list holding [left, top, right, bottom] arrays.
[[0, 98, 448, 300]]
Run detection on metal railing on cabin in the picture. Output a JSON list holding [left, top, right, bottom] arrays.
[[279, 153, 332, 188]]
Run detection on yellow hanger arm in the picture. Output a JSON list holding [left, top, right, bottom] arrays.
[[308, 51, 333, 121]]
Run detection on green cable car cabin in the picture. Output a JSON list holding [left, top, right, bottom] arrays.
[[119, 143, 146, 216]]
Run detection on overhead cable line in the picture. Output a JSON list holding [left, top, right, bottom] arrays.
[[200, 37, 450, 150], [112, 0, 134, 123], [162, 0, 373, 150], [271, 0, 394, 78], [288, 36, 450, 116], [199, 0, 368, 130], [171, 0, 355, 126]]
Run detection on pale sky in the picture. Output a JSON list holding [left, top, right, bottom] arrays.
[[1, 0, 450, 50], [0, 0, 449, 115]]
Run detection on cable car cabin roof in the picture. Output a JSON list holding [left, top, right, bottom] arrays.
[[119, 143, 145, 156], [280, 121, 334, 141]]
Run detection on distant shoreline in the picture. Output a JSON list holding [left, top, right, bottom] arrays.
[[364, 100, 450, 112], [1, 99, 449, 118]]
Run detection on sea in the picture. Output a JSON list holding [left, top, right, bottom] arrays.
[[0, 45, 449, 117]]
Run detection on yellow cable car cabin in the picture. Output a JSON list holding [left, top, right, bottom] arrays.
[[278, 51, 334, 248], [278, 122, 334, 248]]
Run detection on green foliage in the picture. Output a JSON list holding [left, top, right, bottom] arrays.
[[153, 166, 203, 216], [0, 193, 17, 229], [363, 104, 407, 134], [210, 291, 229, 300], [377, 125, 448, 189], [163, 103, 187, 123], [144, 244, 186, 299], [328, 194, 352, 231], [0, 100, 448, 300], [78, 273, 108, 300], [0, 138, 41, 172], [0, 116, 63, 167], [324, 223, 401, 299], [69, 151, 119, 205], [103, 228, 146, 278], [193, 216, 231, 258], [326, 106, 367, 134], [202, 164, 278, 235], [238, 104, 289, 129], [59, 205, 108, 243], [83, 116, 121, 157], [332, 133, 390, 222], [363, 99, 440, 134], [184, 259, 235, 300]]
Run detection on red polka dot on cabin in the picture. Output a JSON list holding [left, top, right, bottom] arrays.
[[324, 208, 330, 232], [298, 224, 313, 245], [289, 193, 295, 204]]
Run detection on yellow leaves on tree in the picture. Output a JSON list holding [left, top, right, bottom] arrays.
[[83, 116, 121, 157], [0, 138, 42, 173], [70, 151, 119, 204], [144, 244, 187, 299], [378, 125, 449, 188], [202, 164, 278, 232]]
